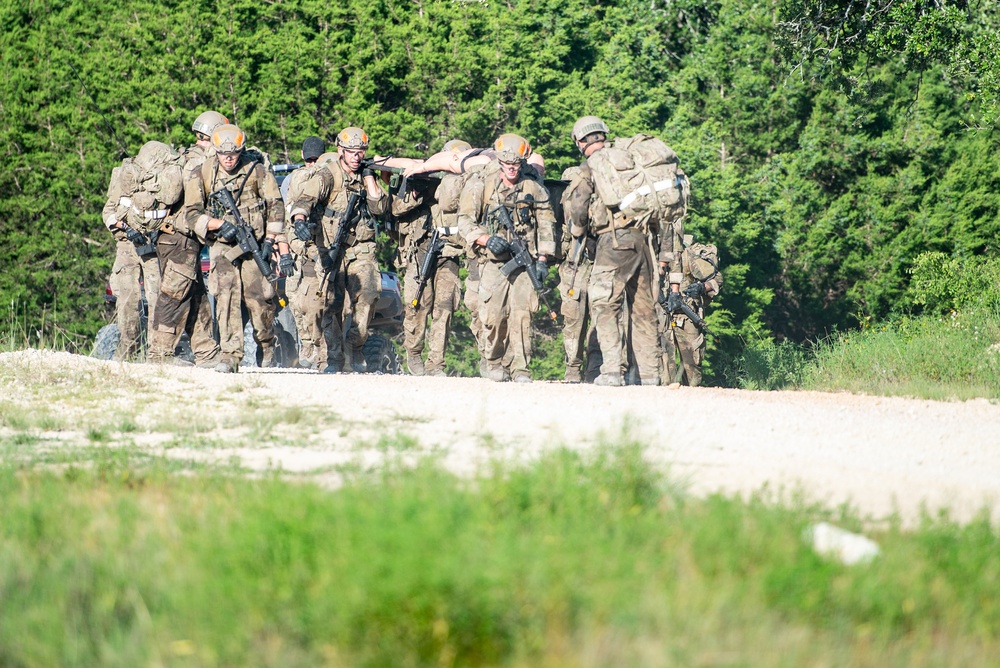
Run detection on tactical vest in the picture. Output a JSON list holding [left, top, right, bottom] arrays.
[[201, 154, 271, 239]]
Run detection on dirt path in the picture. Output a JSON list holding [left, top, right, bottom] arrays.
[[199, 366, 1000, 523], [5, 351, 1000, 522]]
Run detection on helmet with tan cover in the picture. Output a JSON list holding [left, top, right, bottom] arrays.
[[212, 124, 246, 154], [337, 127, 369, 150], [493, 133, 531, 164], [571, 115, 610, 142], [192, 111, 229, 138], [443, 139, 472, 153]]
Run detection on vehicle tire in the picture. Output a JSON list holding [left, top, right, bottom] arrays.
[[241, 320, 259, 368], [92, 324, 120, 360], [362, 335, 401, 374], [274, 308, 300, 368]]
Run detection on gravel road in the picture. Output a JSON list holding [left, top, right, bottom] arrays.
[[5, 351, 1000, 523], [206, 366, 1000, 523]]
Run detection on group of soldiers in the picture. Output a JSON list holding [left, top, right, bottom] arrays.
[[101, 111, 720, 386]]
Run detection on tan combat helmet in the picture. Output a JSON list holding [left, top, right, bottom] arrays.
[[493, 133, 531, 164], [443, 139, 472, 153], [192, 110, 229, 138], [336, 127, 369, 150], [571, 115, 610, 152], [211, 124, 246, 153]]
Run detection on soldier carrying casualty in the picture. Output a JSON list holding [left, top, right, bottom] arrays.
[[285, 126, 388, 373], [184, 123, 290, 373], [458, 133, 557, 383]]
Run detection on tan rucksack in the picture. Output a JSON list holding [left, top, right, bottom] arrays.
[[118, 141, 185, 232], [587, 133, 689, 224], [682, 236, 723, 299]]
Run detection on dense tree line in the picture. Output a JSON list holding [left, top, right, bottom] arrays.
[[2, 0, 998, 380]]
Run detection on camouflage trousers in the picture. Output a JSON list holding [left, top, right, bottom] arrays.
[[206, 241, 275, 364], [587, 228, 661, 385], [403, 253, 461, 374], [464, 256, 484, 360], [660, 308, 705, 387], [479, 260, 537, 379], [330, 245, 380, 370], [558, 259, 601, 383], [147, 232, 219, 365], [286, 259, 328, 368], [109, 239, 160, 361]]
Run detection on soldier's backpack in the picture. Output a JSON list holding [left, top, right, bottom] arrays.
[[586, 133, 689, 224], [682, 237, 723, 300], [118, 141, 185, 232]]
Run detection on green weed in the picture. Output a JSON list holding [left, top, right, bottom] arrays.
[[0, 447, 997, 667]]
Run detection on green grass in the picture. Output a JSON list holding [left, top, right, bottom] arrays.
[[730, 312, 1000, 400], [802, 313, 1000, 400], [0, 445, 997, 667]]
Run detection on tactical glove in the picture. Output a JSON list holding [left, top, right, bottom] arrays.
[[293, 217, 313, 241], [279, 253, 295, 277], [122, 225, 147, 246], [261, 239, 275, 261], [485, 235, 510, 257], [534, 257, 548, 283], [683, 281, 706, 299], [217, 221, 238, 243], [665, 290, 683, 314]]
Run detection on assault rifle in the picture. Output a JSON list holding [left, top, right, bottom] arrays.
[[658, 272, 715, 337], [563, 235, 586, 298], [493, 200, 558, 322], [321, 191, 363, 276], [209, 187, 276, 281], [410, 227, 444, 309]]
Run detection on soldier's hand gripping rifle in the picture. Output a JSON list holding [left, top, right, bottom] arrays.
[[493, 199, 558, 322], [658, 272, 716, 337], [118, 223, 158, 257], [322, 191, 363, 277], [210, 187, 276, 282], [410, 227, 445, 309]]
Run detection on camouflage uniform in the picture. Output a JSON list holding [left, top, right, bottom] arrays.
[[102, 166, 161, 361], [285, 158, 387, 372], [458, 164, 556, 381], [565, 160, 682, 385], [395, 190, 463, 376], [556, 166, 601, 383], [185, 151, 285, 368], [659, 235, 721, 387], [147, 142, 221, 366]]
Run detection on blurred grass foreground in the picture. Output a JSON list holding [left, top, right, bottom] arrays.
[[1, 445, 998, 667]]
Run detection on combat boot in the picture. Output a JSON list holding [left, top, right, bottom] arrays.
[[485, 362, 509, 383], [260, 345, 278, 369], [564, 365, 582, 383], [512, 373, 532, 383], [214, 357, 239, 374], [322, 363, 342, 374], [407, 353, 425, 376], [426, 369, 447, 378], [349, 347, 368, 374], [593, 373, 622, 387]]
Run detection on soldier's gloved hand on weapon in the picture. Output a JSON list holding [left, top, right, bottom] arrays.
[[260, 238, 275, 261], [683, 281, 706, 299], [122, 225, 147, 246], [217, 220, 238, 243], [535, 256, 548, 283], [485, 235, 510, 257], [293, 216, 313, 241], [665, 290, 684, 314], [279, 254, 295, 277]]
